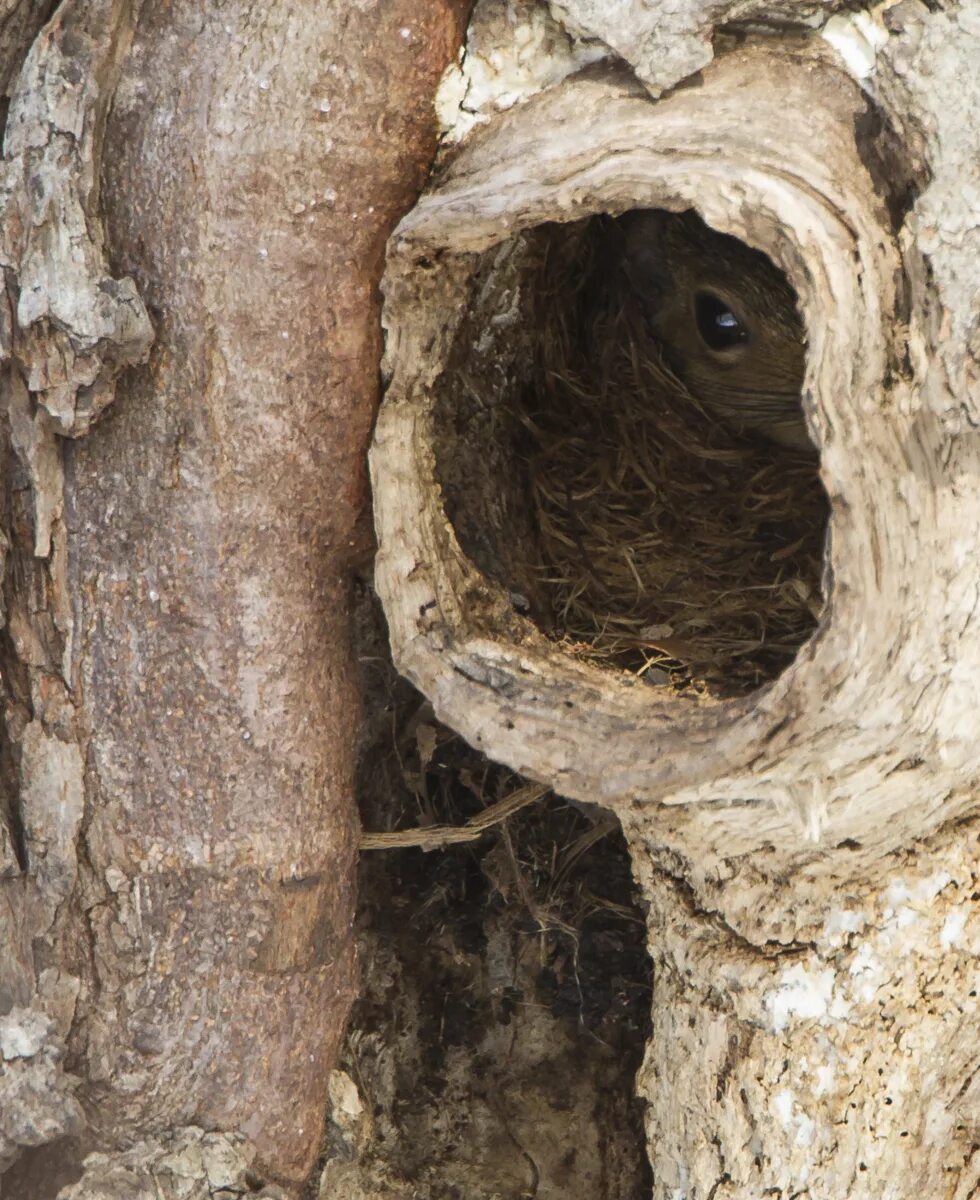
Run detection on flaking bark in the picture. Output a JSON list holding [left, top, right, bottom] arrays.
[[371, 3, 980, 1195], [0, 0, 467, 1192]]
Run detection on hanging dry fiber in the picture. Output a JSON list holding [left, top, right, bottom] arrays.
[[516, 213, 829, 697]]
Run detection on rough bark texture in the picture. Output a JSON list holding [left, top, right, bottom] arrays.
[[371, 2, 980, 1195], [0, 0, 976, 1196], [548, 0, 844, 95], [0, 1, 50, 98], [374, 43, 925, 872], [0, 0, 467, 1193]]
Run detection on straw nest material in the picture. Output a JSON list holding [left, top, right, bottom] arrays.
[[516, 216, 828, 697]]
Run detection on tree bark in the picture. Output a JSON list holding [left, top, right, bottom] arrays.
[[1, 0, 977, 1196], [371, 2, 980, 1196], [0, 0, 466, 1193]]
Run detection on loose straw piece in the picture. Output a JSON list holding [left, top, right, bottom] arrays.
[[359, 782, 551, 851]]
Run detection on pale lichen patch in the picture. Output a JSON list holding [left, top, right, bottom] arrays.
[[435, 0, 606, 143], [764, 963, 851, 1034]]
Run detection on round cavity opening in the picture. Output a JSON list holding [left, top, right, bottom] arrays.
[[432, 209, 828, 699]]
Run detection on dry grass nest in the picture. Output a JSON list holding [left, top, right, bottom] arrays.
[[515, 218, 828, 698]]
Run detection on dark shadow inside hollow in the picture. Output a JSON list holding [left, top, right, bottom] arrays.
[[345, 585, 654, 1199], [434, 209, 829, 698]]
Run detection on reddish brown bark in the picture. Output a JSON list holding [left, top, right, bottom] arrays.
[[10, 0, 467, 1187]]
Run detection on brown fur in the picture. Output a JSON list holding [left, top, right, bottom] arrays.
[[619, 209, 810, 450]]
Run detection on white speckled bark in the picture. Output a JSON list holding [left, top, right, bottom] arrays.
[[373, 8, 980, 1194]]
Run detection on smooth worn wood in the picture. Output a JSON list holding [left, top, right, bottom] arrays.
[[372, 9, 980, 1194]]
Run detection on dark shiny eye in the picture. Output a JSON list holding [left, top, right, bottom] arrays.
[[695, 292, 749, 351]]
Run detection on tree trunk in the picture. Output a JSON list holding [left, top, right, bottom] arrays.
[[371, 2, 980, 1197], [0, 0, 466, 1194], [1, 0, 977, 1198]]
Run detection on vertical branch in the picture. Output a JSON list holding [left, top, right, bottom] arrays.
[[0, 0, 468, 1190]]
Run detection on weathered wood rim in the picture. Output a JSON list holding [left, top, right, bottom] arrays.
[[372, 47, 916, 836]]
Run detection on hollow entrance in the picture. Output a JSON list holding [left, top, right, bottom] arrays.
[[434, 209, 829, 698]]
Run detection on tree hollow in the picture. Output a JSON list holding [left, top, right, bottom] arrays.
[[372, 48, 911, 847]]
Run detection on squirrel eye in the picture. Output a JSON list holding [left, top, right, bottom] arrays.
[[695, 292, 749, 351]]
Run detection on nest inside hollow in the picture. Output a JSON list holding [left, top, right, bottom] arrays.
[[515, 216, 829, 698]]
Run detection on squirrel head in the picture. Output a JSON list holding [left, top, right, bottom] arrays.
[[619, 209, 811, 452]]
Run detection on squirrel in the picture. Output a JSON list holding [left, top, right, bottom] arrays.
[[618, 209, 812, 452]]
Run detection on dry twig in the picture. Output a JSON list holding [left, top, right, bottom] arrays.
[[360, 781, 551, 851]]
